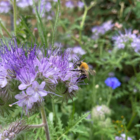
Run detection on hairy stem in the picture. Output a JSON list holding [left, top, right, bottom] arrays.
[[0, 21, 12, 37], [79, 6, 88, 42], [127, 112, 137, 130], [107, 88, 113, 106], [29, 123, 45, 128], [40, 105, 50, 140], [13, 0, 17, 36], [79, 2, 96, 42]]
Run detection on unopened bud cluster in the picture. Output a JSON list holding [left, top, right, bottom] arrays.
[[0, 120, 28, 140]]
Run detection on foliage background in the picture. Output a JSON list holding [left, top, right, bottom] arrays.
[[0, 0, 140, 140]]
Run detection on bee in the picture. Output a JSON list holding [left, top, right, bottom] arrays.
[[72, 61, 96, 82]]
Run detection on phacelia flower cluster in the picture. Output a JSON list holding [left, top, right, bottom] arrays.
[[0, 0, 53, 14], [91, 21, 114, 40], [0, 0, 33, 13], [66, 46, 86, 61], [91, 105, 111, 121], [65, 1, 84, 9], [0, 39, 81, 113], [115, 134, 133, 140], [91, 105, 112, 127], [0, 120, 28, 140], [112, 29, 140, 52], [0, 1, 11, 13]]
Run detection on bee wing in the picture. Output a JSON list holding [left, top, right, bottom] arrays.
[[89, 68, 96, 75], [85, 70, 89, 80]]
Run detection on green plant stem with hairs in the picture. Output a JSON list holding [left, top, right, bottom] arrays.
[[126, 65, 137, 130], [127, 94, 137, 130], [79, 1, 96, 44], [40, 105, 50, 140], [107, 88, 113, 106], [52, 98, 58, 123], [0, 22, 12, 37], [13, 0, 17, 36]]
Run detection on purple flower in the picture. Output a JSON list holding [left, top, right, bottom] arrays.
[[17, 67, 37, 90], [115, 133, 133, 140], [33, 1, 52, 17], [112, 29, 140, 52], [66, 47, 85, 61], [73, 46, 86, 55], [0, 133, 1, 139], [45, 2, 52, 12], [68, 82, 79, 93], [26, 81, 48, 102], [1, 39, 82, 112], [105, 77, 121, 89], [0, 1, 11, 13], [65, 1, 74, 8], [12, 91, 36, 113], [77, 1, 84, 8], [47, 15, 53, 20], [102, 21, 114, 33], [0, 66, 8, 88], [91, 21, 113, 40], [54, 42, 63, 48], [17, 0, 33, 8]]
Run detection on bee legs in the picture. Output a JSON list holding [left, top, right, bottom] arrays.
[[76, 74, 87, 82]]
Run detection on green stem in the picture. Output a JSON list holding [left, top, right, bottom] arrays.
[[79, 6, 88, 42], [79, 2, 96, 42], [107, 88, 113, 106], [127, 112, 137, 130], [13, 0, 17, 36], [51, 0, 60, 48], [29, 123, 45, 128], [100, 40, 104, 57], [132, 65, 137, 76], [92, 76, 96, 106], [72, 36, 82, 45], [52, 98, 58, 122], [40, 105, 50, 140], [0, 21, 12, 37]]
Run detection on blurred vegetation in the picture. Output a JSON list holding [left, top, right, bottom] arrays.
[[1, 0, 140, 140]]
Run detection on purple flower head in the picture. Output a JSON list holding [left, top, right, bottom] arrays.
[[102, 21, 114, 32], [77, 1, 84, 8], [73, 46, 86, 55], [33, 1, 52, 17], [45, 2, 52, 12], [1, 39, 83, 112], [0, 1, 11, 13], [68, 77, 79, 93], [66, 47, 85, 61], [115, 133, 133, 140], [112, 29, 140, 52], [0, 66, 8, 88], [91, 21, 113, 40], [1, 46, 36, 76], [17, 66, 37, 90], [54, 42, 63, 48], [12, 91, 36, 113], [105, 77, 121, 89], [47, 15, 53, 20], [26, 81, 48, 102], [65, 1, 74, 8], [17, 0, 33, 8]]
